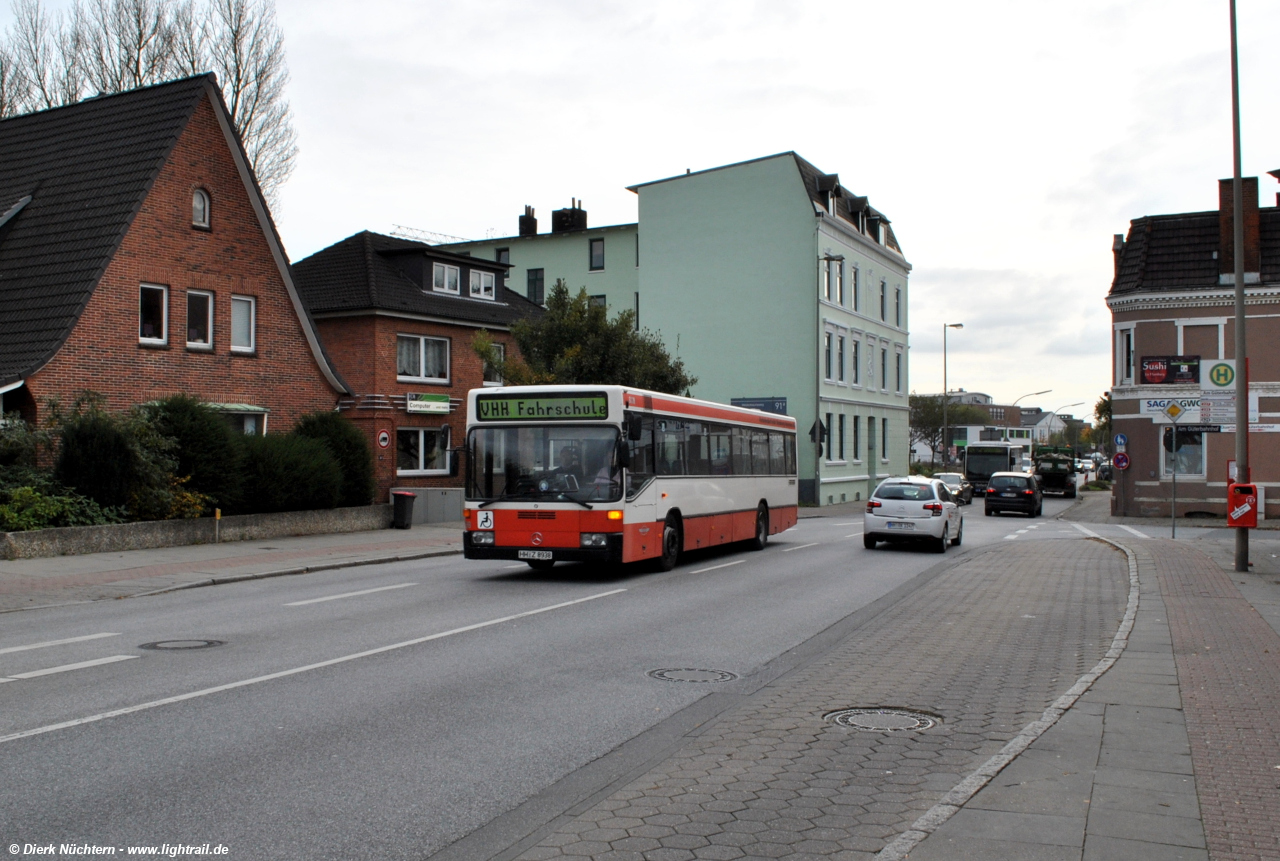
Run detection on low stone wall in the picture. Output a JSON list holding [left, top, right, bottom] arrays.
[[0, 504, 394, 560]]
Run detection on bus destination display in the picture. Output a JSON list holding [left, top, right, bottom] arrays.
[[476, 392, 609, 421]]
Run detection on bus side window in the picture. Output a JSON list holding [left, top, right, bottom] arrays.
[[731, 427, 752, 475], [686, 422, 710, 475], [785, 434, 796, 475], [657, 420, 686, 475], [708, 424, 732, 475], [751, 430, 770, 474], [769, 433, 787, 474]]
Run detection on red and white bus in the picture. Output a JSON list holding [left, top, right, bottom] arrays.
[[463, 385, 798, 570]]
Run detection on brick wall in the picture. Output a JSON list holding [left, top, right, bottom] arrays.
[[315, 314, 518, 500], [26, 94, 341, 428]]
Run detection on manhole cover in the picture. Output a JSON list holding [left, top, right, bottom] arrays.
[[647, 668, 737, 683], [138, 640, 224, 650], [825, 708, 940, 732]]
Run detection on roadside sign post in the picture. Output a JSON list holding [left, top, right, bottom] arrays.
[[1163, 402, 1185, 538]]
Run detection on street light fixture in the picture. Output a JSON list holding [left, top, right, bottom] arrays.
[[942, 323, 964, 467], [1045, 402, 1084, 450], [1013, 390, 1050, 450]]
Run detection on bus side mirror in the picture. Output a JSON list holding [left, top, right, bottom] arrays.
[[627, 414, 643, 441], [449, 448, 461, 478], [617, 438, 631, 470]]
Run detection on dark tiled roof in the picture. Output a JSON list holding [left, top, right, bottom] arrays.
[[1111, 207, 1280, 295], [788, 153, 903, 255], [291, 231, 544, 328], [0, 76, 210, 387]]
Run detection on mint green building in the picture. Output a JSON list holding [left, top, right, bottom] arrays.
[[444, 153, 911, 505]]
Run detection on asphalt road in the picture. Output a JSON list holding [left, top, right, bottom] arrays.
[[1, 497, 1102, 860]]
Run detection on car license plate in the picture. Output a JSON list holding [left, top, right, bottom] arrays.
[[1001, 492, 1017, 497], [518, 550, 553, 561], [886, 522, 914, 530]]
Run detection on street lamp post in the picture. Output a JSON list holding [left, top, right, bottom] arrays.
[[1046, 402, 1084, 451], [942, 323, 964, 467], [1012, 389, 1051, 451]]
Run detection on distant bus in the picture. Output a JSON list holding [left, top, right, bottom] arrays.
[[463, 385, 799, 571], [964, 442, 1026, 491]]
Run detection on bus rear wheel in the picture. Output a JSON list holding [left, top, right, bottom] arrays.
[[659, 516, 681, 571], [749, 505, 769, 551]]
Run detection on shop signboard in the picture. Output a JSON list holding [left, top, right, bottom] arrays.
[[1140, 356, 1200, 385]]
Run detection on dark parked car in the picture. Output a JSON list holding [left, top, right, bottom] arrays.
[[984, 471, 1043, 517], [933, 472, 974, 504]]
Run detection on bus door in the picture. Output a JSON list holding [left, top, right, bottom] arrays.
[[623, 413, 659, 561]]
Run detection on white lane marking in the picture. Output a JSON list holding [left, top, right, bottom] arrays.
[[781, 543, 820, 553], [0, 633, 119, 656], [1004, 535, 1018, 540], [1072, 523, 1101, 538], [285, 582, 417, 606], [843, 532, 864, 538], [1119, 525, 1150, 539], [1016, 529, 1029, 534], [691, 560, 744, 574], [4, 655, 138, 680], [1028, 524, 1042, 529], [832, 521, 861, 526], [0, 590, 626, 746], [502, 564, 527, 570]]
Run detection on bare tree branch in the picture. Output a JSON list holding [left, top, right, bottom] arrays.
[[2, 0, 298, 204], [207, 0, 296, 203]]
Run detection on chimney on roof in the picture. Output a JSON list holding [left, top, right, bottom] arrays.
[[519, 205, 537, 237], [1268, 169, 1280, 206], [1112, 234, 1125, 279], [551, 199, 587, 233], [1218, 177, 1260, 283]]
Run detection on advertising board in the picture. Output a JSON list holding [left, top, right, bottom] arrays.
[[1140, 356, 1200, 385]]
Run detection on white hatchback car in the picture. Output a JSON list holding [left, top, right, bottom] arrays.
[[864, 476, 963, 553]]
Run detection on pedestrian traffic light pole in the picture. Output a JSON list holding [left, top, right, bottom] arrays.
[[941, 323, 963, 467], [1230, 0, 1250, 572]]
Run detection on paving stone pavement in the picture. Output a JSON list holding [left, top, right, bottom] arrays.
[[500, 540, 1130, 861], [1154, 542, 1280, 861]]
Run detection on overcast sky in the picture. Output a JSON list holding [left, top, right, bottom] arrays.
[[8, 0, 1278, 422]]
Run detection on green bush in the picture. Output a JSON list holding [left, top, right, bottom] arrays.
[[145, 395, 242, 510], [0, 419, 46, 467], [293, 411, 374, 507], [54, 413, 142, 509], [0, 486, 124, 531], [237, 434, 342, 514]]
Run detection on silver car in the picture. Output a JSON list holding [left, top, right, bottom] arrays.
[[864, 476, 963, 553]]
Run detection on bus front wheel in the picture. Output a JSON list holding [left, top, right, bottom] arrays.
[[749, 505, 769, 551], [659, 516, 681, 571]]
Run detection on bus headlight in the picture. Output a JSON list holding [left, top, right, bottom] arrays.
[[470, 531, 495, 545], [580, 533, 608, 548]]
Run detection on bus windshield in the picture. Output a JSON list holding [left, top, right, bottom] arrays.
[[965, 447, 1019, 483], [467, 425, 622, 503]]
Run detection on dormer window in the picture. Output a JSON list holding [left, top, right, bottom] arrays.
[[432, 262, 460, 294], [469, 270, 495, 300], [192, 189, 210, 229]]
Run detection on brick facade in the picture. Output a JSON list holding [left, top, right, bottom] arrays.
[[22, 94, 342, 428], [315, 314, 517, 500]]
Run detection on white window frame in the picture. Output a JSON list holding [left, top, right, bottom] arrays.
[[230, 295, 256, 353], [396, 427, 450, 476], [589, 238, 605, 271], [825, 411, 837, 463], [192, 189, 210, 228], [851, 340, 861, 386], [186, 289, 214, 350], [837, 335, 846, 383], [851, 266, 860, 312], [433, 262, 461, 294], [469, 269, 495, 300], [483, 343, 505, 386], [1117, 326, 1135, 385], [894, 350, 903, 393], [824, 332, 834, 381], [396, 334, 450, 384], [139, 283, 168, 345], [881, 417, 889, 461]]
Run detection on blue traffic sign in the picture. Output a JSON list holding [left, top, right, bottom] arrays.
[[1113, 433, 1128, 447]]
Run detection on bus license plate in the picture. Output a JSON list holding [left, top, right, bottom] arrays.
[[886, 522, 914, 530], [518, 550, 553, 561]]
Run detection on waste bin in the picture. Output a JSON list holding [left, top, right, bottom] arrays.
[[391, 491, 416, 529]]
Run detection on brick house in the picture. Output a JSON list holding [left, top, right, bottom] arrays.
[[1107, 175, 1280, 518], [0, 75, 347, 435], [291, 231, 542, 517]]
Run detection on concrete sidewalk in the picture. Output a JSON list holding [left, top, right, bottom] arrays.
[[0, 522, 463, 613]]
